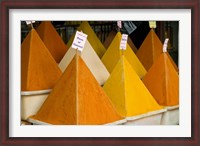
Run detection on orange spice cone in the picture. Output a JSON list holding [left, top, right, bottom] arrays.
[[136, 29, 163, 71], [136, 29, 178, 72], [67, 21, 106, 58], [142, 53, 179, 106], [101, 32, 146, 78], [103, 56, 163, 117], [21, 29, 62, 91], [59, 39, 109, 86], [30, 54, 123, 125], [103, 30, 137, 53], [36, 21, 68, 63], [166, 53, 179, 72]]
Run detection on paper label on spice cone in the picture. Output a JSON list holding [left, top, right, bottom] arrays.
[[72, 31, 88, 51], [120, 34, 128, 50], [117, 21, 122, 28], [163, 38, 169, 52], [149, 21, 156, 28], [26, 21, 35, 25]]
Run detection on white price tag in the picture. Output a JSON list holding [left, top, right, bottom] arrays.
[[149, 21, 156, 28], [163, 38, 169, 52], [120, 34, 128, 50], [72, 31, 88, 51], [117, 21, 122, 28], [26, 21, 35, 25]]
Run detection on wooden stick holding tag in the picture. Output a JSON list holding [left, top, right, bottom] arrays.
[[30, 22, 33, 29], [75, 48, 78, 63], [75, 48, 78, 124], [26, 21, 35, 30]]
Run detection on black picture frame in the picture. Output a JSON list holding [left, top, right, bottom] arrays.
[[1, 0, 199, 145]]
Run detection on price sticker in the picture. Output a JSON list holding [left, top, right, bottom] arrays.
[[117, 21, 122, 28], [149, 21, 156, 28], [120, 34, 128, 50], [163, 38, 169, 52], [72, 31, 88, 51]]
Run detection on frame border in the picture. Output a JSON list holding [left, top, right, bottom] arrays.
[[1, 0, 199, 145]]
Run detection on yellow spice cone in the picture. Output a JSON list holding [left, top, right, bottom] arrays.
[[36, 21, 68, 63], [142, 53, 179, 106], [101, 32, 147, 78], [21, 29, 62, 91], [67, 21, 106, 58], [59, 39, 110, 85], [30, 54, 123, 125], [103, 56, 163, 117], [103, 30, 138, 53], [136, 29, 178, 72]]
